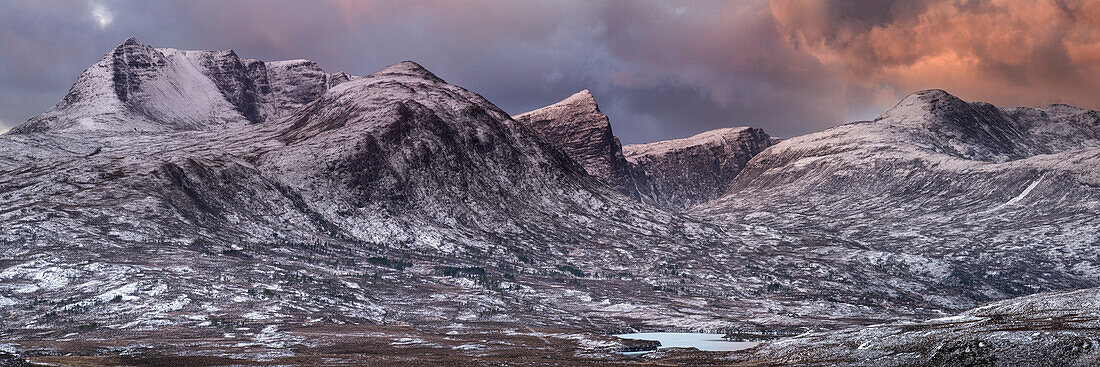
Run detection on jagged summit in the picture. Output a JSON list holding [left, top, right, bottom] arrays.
[[8, 38, 354, 135], [512, 89, 617, 168]]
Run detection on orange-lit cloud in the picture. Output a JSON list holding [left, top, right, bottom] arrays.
[[771, 0, 1100, 109]]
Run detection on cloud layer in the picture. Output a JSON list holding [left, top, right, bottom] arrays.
[[1, 0, 1098, 143]]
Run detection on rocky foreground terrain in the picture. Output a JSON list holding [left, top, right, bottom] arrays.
[[2, 39, 1100, 366]]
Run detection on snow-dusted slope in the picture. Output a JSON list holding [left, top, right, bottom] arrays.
[[623, 127, 772, 211], [6, 56, 822, 337], [8, 38, 353, 134], [5, 40, 1100, 364], [10, 38, 243, 133], [697, 89, 1100, 307], [261, 62, 672, 245], [5, 47, 1017, 344], [866, 89, 1100, 161], [512, 90, 653, 203]]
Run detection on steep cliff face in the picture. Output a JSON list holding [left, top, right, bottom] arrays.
[[623, 127, 772, 211], [512, 90, 652, 202], [516, 91, 780, 211], [264, 59, 329, 118], [9, 37, 352, 134], [190, 49, 271, 124]]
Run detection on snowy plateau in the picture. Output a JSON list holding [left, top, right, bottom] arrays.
[[2, 38, 1100, 366]]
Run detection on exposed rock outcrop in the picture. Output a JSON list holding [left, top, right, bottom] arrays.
[[513, 90, 653, 203]]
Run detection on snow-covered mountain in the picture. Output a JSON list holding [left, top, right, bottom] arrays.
[[9, 37, 353, 134], [623, 127, 772, 211], [2, 40, 794, 336], [698, 89, 1100, 304], [4, 39, 1100, 365]]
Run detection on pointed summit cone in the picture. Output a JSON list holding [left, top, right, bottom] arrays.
[[512, 90, 648, 201]]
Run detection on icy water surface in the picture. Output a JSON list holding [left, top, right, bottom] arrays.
[[614, 332, 759, 352]]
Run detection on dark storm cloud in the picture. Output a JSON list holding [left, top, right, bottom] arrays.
[[2, 1, 1100, 142]]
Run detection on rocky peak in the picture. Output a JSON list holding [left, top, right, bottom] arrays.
[[879, 89, 986, 125], [9, 38, 358, 135], [876, 89, 1036, 162], [513, 90, 649, 202], [560, 89, 600, 111], [107, 37, 167, 103], [523, 90, 604, 124], [268, 61, 628, 236]]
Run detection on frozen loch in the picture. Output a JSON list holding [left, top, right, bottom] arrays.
[[614, 332, 759, 352]]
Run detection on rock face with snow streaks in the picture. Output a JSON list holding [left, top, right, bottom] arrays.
[[623, 127, 772, 211], [9, 37, 352, 134], [515, 90, 779, 211], [513, 90, 652, 202]]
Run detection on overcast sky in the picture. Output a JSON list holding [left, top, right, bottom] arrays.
[[3, 0, 1100, 143]]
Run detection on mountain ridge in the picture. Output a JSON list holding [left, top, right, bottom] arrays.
[[8, 37, 354, 134], [623, 126, 773, 211], [4, 39, 1100, 365], [515, 90, 776, 211], [697, 88, 1100, 309]]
